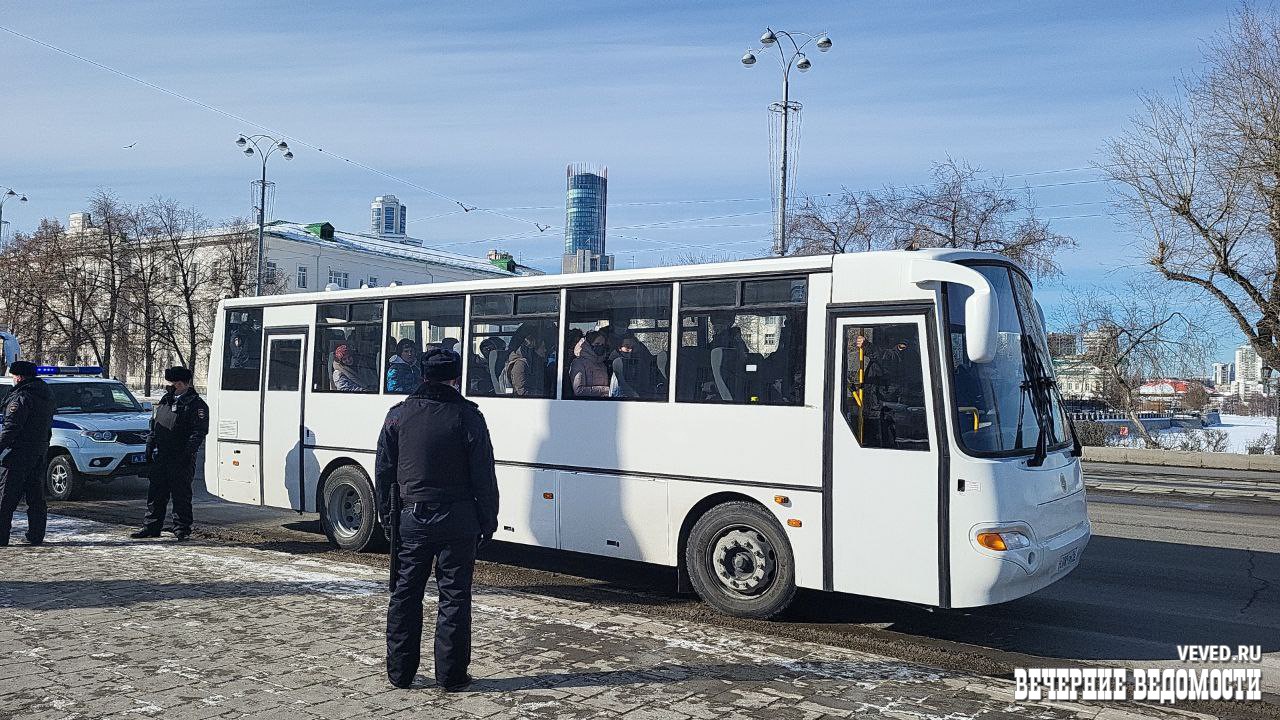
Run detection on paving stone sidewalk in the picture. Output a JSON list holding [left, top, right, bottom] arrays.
[[0, 514, 1201, 720]]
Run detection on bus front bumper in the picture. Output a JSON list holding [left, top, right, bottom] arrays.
[[950, 515, 1091, 608]]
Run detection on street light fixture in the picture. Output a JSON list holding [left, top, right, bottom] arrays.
[[0, 186, 28, 245], [234, 134, 295, 295], [741, 27, 832, 256]]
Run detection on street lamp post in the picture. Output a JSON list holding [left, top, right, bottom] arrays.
[[235, 135, 294, 296], [0, 187, 29, 246], [742, 28, 832, 256]]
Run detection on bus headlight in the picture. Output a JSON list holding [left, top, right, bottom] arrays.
[[976, 530, 1031, 552], [82, 430, 117, 443]]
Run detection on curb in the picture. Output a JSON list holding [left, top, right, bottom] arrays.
[[1082, 446, 1280, 472]]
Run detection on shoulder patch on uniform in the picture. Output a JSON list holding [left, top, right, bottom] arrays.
[[197, 408, 206, 419]]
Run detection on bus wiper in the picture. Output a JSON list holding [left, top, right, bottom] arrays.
[[1019, 334, 1057, 468]]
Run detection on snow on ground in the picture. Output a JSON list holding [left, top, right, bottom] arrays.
[[1212, 414, 1278, 453]]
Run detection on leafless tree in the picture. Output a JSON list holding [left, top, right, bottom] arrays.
[[214, 219, 289, 297], [83, 189, 133, 375], [147, 197, 213, 375], [1105, 6, 1280, 374], [0, 229, 53, 361], [784, 159, 1076, 276], [1063, 281, 1209, 447], [783, 189, 886, 256]]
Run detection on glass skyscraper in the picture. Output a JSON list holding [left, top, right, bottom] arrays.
[[370, 194, 410, 243], [563, 164, 612, 272]]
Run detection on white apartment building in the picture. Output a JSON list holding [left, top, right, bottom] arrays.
[[1212, 361, 1234, 389], [1234, 342, 1267, 399]]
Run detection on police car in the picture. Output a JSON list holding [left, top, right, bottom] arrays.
[[0, 366, 152, 500]]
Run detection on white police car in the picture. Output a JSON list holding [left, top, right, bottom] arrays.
[[0, 366, 152, 500]]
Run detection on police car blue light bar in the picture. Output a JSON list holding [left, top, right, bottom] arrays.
[[35, 365, 104, 376]]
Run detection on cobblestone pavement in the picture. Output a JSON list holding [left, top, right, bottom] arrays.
[[0, 514, 1208, 720]]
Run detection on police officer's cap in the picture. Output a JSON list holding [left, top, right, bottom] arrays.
[[8, 360, 36, 377], [164, 366, 194, 382], [421, 349, 462, 382]]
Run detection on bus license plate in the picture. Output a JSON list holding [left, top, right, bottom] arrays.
[[1056, 548, 1080, 573], [129, 453, 147, 464]]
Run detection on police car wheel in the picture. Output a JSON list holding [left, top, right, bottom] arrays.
[[319, 466, 385, 552], [45, 454, 80, 501], [685, 501, 796, 619]]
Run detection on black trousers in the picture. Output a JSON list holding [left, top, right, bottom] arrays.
[[143, 454, 196, 532], [386, 500, 479, 687], [0, 452, 48, 545]]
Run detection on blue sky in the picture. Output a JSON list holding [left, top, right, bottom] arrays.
[[0, 1, 1246, 363]]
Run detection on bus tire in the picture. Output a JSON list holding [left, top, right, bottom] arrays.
[[45, 453, 80, 501], [319, 466, 385, 552], [685, 500, 796, 619]]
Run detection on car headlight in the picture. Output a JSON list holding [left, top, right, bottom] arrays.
[[82, 430, 117, 442]]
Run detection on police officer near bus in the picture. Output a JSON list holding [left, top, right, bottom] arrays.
[[0, 361, 55, 546], [375, 348, 499, 691], [131, 366, 209, 541]]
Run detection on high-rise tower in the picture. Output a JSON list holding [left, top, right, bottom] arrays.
[[370, 195, 411, 244], [562, 164, 612, 273]]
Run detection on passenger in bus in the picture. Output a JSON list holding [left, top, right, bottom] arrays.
[[332, 344, 370, 392], [468, 337, 504, 395], [570, 331, 610, 398], [228, 334, 252, 369], [386, 339, 423, 393], [502, 327, 549, 396], [610, 336, 652, 398]]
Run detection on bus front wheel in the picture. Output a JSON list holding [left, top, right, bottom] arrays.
[[319, 466, 385, 552], [685, 501, 796, 619]]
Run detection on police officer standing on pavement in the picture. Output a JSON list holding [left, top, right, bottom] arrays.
[[376, 348, 499, 691], [131, 366, 209, 541], [0, 361, 55, 546]]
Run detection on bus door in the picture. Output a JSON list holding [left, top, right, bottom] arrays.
[[261, 330, 307, 510], [828, 312, 943, 605]]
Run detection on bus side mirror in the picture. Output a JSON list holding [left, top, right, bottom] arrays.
[[907, 260, 998, 364]]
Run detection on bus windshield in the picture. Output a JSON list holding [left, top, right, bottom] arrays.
[[50, 382, 143, 414], [945, 264, 1070, 457]]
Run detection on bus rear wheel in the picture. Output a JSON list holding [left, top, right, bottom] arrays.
[[319, 466, 385, 552], [685, 501, 796, 619]]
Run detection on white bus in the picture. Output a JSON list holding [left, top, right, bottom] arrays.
[[205, 249, 1089, 618]]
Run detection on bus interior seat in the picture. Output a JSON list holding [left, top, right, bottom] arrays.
[[488, 349, 511, 394], [654, 350, 669, 382], [711, 347, 746, 402]]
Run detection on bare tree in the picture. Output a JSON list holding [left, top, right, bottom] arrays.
[[1063, 281, 1209, 447], [1105, 6, 1280, 374], [0, 229, 52, 361], [148, 198, 212, 374], [83, 189, 133, 375], [783, 188, 886, 256], [784, 159, 1076, 276], [214, 219, 288, 297]]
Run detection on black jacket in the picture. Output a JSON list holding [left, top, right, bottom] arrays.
[[0, 378, 54, 464], [375, 382, 499, 534], [146, 387, 210, 462]]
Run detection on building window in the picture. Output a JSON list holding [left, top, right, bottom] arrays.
[[297, 266, 308, 289], [371, 207, 380, 233], [398, 205, 407, 235], [265, 261, 277, 283], [384, 206, 396, 233], [368, 277, 378, 288], [328, 269, 349, 289]]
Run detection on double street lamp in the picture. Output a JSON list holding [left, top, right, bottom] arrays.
[[0, 187, 28, 245], [742, 28, 832, 256], [235, 134, 294, 295]]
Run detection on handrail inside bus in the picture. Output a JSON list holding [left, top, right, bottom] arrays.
[[906, 260, 998, 363]]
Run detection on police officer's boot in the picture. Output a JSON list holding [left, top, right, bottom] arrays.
[[130, 527, 162, 539]]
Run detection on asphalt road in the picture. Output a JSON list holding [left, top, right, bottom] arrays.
[[43, 461, 1280, 717]]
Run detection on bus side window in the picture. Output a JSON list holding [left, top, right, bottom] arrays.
[[676, 277, 806, 406], [840, 324, 929, 451], [467, 292, 559, 399], [222, 308, 263, 391], [386, 296, 465, 394], [564, 284, 672, 401], [314, 302, 383, 394]]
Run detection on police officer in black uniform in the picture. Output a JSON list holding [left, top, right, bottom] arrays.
[[131, 366, 209, 541], [376, 349, 499, 691], [0, 361, 55, 546]]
